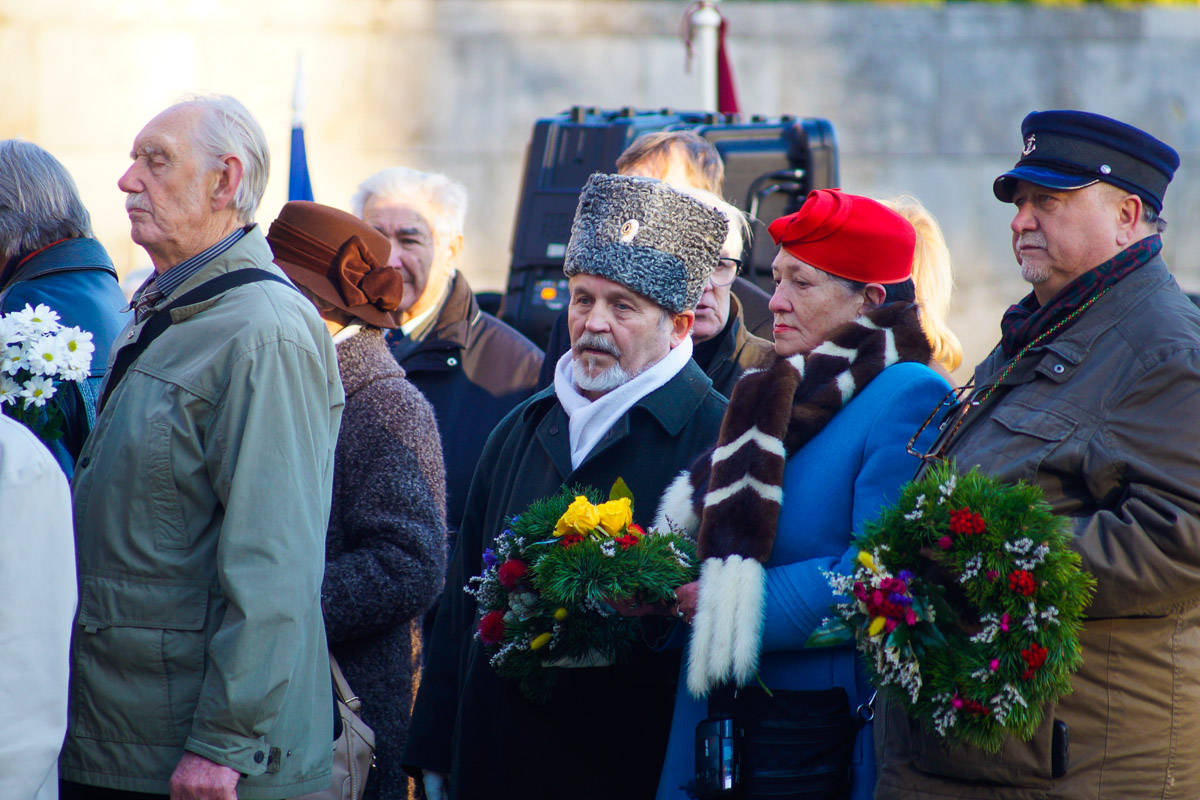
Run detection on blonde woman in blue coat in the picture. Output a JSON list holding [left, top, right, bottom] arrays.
[[652, 190, 950, 800]]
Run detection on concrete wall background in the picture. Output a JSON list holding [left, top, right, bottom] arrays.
[[3, 0, 1199, 379]]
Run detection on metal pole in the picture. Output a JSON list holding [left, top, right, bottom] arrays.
[[693, 0, 721, 113]]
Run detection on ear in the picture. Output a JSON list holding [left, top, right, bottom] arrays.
[[1114, 193, 1144, 247], [669, 310, 695, 347], [210, 154, 244, 214], [861, 283, 887, 309], [443, 232, 464, 268]]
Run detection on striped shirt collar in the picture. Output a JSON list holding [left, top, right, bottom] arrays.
[[155, 225, 251, 299]]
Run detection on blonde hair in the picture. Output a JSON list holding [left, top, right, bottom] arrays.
[[616, 131, 724, 195], [882, 195, 963, 372]]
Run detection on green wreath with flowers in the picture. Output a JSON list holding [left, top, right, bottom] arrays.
[[467, 480, 698, 703], [808, 461, 1096, 752]]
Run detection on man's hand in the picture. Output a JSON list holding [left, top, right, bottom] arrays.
[[424, 770, 449, 800], [170, 752, 239, 800]]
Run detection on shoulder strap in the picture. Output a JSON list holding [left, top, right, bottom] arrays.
[[96, 268, 293, 414]]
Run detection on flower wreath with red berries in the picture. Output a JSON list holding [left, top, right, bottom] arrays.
[[466, 480, 698, 703], [809, 461, 1096, 752]]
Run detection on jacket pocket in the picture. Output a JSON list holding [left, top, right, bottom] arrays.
[[907, 702, 1056, 788], [984, 402, 1076, 480], [72, 574, 209, 745], [146, 419, 189, 549]]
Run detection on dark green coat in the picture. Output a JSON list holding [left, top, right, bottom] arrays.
[[404, 360, 726, 800]]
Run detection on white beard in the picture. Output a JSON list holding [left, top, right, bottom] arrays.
[[572, 357, 631, 395]]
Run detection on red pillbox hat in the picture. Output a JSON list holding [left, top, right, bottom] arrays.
[[767, 189, 915, 284]]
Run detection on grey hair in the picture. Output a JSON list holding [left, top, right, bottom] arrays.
[[0, 139, 93, 260], [173, 94, 270, 224], [351, 167, 468, 241]]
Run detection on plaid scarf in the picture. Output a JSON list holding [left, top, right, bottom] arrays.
[[1000, 235, 1161, 358]]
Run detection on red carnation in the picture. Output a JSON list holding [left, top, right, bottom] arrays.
[[497, 559, 528, 589], [949, 508, 987, 536], [936, 535, 954, 550], [561, 533, 584, 547], [961, 697, 991, 717], [478, 610, 506, 645], [1020, 643, 1049, 680], [1008, 569, 1037, 596], [627, 524, 646, 537]]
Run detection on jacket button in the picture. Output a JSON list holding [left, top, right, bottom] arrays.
[[447, 356, 459, 367], [254, 751, 265, 764], [80, 457, 90, 469], [1053, 364, 1065, 374], [549, 425, 559, 435]]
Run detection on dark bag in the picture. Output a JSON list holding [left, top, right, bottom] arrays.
[[695, 685, 863, 800]]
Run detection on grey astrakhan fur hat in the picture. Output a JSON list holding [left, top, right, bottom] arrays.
[[563, 173, 727, 313]]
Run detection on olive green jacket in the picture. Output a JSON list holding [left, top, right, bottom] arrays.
[[62, 228, 344, 797]]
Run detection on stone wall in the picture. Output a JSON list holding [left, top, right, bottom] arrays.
[[3, 0, 1198, 377]]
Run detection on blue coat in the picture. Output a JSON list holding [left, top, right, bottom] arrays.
[[0, 238, 126, 476], [656, 362, 950, 800]]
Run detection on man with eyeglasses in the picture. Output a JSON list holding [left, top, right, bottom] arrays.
[[875, 111, 1200, 799]]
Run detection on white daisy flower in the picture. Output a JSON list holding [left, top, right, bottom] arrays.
[[0, 342, 25, 376], [9, 304, 60, 336], [0, 375, 19, 406], [26, 336, 68, 377], [20, 375, 56, 409], [58, 326, 95, 371]]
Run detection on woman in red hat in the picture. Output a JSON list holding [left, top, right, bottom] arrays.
[[651, 189, 951, 800]]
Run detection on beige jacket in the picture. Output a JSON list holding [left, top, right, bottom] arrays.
[[876, 256, 1200, 799]]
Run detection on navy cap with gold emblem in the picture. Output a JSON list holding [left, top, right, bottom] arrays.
[[994, 110, 1180, 212]]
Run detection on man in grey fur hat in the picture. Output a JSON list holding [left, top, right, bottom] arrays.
[[403, 174, 729, 800]]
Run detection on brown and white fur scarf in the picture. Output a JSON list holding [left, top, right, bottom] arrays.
[[655, 302, 932, 696]]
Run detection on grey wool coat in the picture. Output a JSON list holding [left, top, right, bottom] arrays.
[[323, 327, 448, 800]]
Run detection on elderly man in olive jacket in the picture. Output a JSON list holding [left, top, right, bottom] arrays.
[[875, 112, 1200, 799], [62, 96, 342, 799], [403, 174, 729, 800]]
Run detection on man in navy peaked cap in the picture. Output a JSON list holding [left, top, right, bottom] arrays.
[[876, 111, 1200, 799]]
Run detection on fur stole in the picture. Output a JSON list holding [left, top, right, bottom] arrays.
[[655, 302, 932, 695]]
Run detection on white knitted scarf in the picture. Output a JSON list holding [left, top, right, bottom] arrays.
[[554, 336, 694, 470]]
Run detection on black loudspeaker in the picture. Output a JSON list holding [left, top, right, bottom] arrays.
[[501, 106, 838, 348]]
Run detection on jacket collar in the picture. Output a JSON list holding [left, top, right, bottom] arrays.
[[1, 238, 116, 289], [419, 272, 479, 348], [976, 255, 1172, 386]]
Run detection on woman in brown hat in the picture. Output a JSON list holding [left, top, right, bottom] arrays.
[[269, 201, 447, 800]]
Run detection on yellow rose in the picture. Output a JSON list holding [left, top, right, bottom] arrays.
[[857, 550, 879, 574], [595, 497, 633, 536], [530, 632, 552, 650], [555, 496, 601, 537], [868, 616, 887, 637]]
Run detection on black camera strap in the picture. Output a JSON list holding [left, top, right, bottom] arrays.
[[97, 268, 294, 414]]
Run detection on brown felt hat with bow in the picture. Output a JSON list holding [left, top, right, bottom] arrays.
[[268, 201, 404, 328]]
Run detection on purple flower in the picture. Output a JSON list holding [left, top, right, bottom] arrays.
[[889, 592, 913, 606], [482, 548, 498, 568], [897, 570, 914, 583]]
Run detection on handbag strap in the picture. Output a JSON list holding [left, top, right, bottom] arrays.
[[97, 268, 294, 414], [330, 651, 363, 714]]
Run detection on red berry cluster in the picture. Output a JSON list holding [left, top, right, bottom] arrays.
[[560, 533, 584, 547], [949, 507, 987, 536], [1021, 643, 1049, 680], [1007, 569, 1037, 596]]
